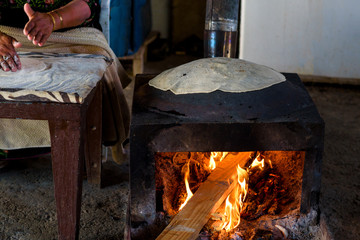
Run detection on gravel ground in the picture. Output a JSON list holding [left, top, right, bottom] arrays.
[[306, 84, 360, 240], [0, 56, 359, 239], [0, 157, 129, 240]]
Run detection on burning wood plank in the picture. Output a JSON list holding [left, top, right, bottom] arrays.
[[156, 152, 253, 240]]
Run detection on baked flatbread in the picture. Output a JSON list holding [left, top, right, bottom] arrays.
[[149, 57, 286, 94]]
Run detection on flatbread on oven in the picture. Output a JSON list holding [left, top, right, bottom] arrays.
[[149, 57, 286, 94]]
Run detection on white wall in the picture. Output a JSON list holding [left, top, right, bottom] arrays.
[[240, 0, 360, 79], [151, 0, 170, 38]]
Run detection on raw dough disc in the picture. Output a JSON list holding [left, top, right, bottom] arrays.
[[0, 58, 47, 76]]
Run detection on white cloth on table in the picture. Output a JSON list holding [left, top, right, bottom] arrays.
[[0, 26, 130, 155], [0, 52, 109, 103], [0, 52, 109, 149]]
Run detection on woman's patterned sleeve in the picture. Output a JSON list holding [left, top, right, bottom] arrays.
[[80, 0, 100, 27]]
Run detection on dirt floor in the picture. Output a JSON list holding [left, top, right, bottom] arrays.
[[0, 55, 359, 240], [306, 83, 360, 240]]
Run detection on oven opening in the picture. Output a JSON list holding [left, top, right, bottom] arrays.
[[155, 151, 305, 239]]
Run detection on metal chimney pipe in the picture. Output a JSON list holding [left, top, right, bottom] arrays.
[[204, 0, 240, 58]]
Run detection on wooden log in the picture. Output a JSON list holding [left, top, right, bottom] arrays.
[[156, 152, 253, 240]]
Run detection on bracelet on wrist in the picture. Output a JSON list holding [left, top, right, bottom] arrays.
[[46, 12, 56, 31], [52, 10, 63, 29]]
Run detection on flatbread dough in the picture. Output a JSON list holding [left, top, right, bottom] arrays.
[[0, 58, 47, 76], [0, 54, 108, 103], [149, 57, 286, 94]]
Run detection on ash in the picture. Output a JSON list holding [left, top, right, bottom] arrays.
[[199, 209, 324, 240]]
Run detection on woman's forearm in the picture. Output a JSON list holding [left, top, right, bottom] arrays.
[[23, 0, 92, 46], [50, 0, 91, 31]]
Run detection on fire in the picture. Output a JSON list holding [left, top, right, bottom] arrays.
[[209, 152, 229, 170], [179, 161, 193, 210], [219, 152, 228, 162], [250, 153, 265, 169], [180, 152, 229, 210], [209, 152, 217, 170], [222, 165, 248, 231], [219, 153, 271, 232]]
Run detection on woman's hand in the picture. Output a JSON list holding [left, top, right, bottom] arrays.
[[0, 32, 22, 72], [23, 3, 54, 47]]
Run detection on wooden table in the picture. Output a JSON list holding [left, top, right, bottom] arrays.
[[0, 80, 103, 240]]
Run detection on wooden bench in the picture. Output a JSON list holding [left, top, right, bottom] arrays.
[[119, 31, 159, 76]]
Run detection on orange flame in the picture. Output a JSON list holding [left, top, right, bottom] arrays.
[[179, 162, 193, 210], [219, 152, 228, 162], [250, 153, 265, 170], [220, 154, 271, 232], [209, 152, 217, 170], [209, 152, 229, 170], [180, 152, 229, 210], [222, 165, 248, 231]]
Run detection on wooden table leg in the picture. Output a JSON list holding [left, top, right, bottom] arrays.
[[84, 82, 102, 187], [49, 119, 84, 240]]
